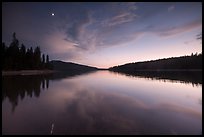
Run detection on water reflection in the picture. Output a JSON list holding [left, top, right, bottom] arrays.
[[2, 71, 96, 113], [2, 75, 51, 112], [50, 70, 97, 80], [2, 71, 202, 135], [110, 70, 202, 86], [2, 70, 202, 114]]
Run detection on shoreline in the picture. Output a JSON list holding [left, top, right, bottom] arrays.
[[132, 69, 202, 72], [2, 70, 56, 76], [110, 69, 202, 72], [2, 69, 202, 76]]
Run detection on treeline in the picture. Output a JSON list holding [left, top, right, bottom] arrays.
[[2, 33, 53, 70], [109, 53, 202, 72]]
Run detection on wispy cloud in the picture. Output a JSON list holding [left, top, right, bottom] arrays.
[[168, 5, 175, 12], [64, 10, 92, 44], [155, 19, 202, 37], [141, 19, 202, 38], [102, 12, 138, 27], [101, 2, 138, 27], [60, 2, 140, 53]]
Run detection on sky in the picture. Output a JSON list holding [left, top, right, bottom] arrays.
[[2, 2, 202, 68]]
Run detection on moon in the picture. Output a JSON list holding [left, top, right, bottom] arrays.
[[51, 13, 55, 16]]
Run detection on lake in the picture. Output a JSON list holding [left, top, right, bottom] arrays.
[[2, 70, 202, 135]]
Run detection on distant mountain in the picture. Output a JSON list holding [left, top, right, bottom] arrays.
[[50, 60, 98, 73], [109, 53, 202, 72]]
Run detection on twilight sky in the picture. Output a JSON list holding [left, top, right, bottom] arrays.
[[2, 2, 202, 68]]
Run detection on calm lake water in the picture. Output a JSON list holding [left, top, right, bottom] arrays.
[[2, 71, 202, 135]]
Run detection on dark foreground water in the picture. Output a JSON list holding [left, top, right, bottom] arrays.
[[2, 71, 202, 135]]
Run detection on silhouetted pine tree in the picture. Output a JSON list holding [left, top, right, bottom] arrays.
[[2, 42, 6, 70], [41, 54, 45, 69], [20, 44, 26, 69], [34, 46, 41, 69], [46, 54, 49, 64], [2, 32, 53, 70]]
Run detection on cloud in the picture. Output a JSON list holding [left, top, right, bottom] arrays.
[[168, 5, 175, 12], [98, 31, 144, 47], [64, 11, 92, 43], [143, 19, 202, 38], [156, 19, 202, 37], [75, 3, 140, 50], [101, 3, 138, 27], [102, 12, 138, 27], [52, 2, 140, 55], [51, 50, 83, 61], [64, 3, 139, 54], [62, 10, 95, 51], [184, 41, 190, 45], [39, 28, 85, 62]]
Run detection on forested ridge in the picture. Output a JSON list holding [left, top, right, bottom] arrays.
[[110, 53, 202, 72]]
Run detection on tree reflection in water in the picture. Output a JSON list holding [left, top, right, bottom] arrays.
[[2, 75, 51, 113], [110, 70, 202, 86]]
